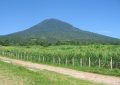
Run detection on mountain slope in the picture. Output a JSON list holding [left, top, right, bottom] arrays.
[[0, 18, 120, 45]]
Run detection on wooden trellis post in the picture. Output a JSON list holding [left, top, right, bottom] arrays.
[[110, 57, 113, 69], [59, 57, 61, 65], [72, 57, 74, 66], [22, 53, 24, 60], [66, 57, 68, 65], [89, 57, 91, 67], [21, 54, 23, 60], [80, 58, 82, 67], [24, 54, 25, 60], [99, 58, 101, 68]]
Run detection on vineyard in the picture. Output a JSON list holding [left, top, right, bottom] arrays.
[[0, 45, 120, 69]]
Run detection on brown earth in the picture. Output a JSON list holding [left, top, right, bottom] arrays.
[[0, 56, 120, 85]]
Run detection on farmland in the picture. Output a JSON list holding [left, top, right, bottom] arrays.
[[0, 45, 120, 76]]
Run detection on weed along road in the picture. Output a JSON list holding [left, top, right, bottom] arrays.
[[0, 56, 120, 85]]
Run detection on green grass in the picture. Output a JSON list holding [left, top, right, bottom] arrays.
[[0, 61, 103, 85], [57, 64, 120, 77], [30, 60, 120, 77]]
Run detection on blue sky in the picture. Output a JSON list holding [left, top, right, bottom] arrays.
[[0, 0, 120, 38]]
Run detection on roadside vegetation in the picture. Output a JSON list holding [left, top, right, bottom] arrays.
[[0, 61, 103, 85], [0, 45, 120, 76]]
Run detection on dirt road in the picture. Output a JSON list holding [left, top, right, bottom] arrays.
[[0, 56, 120, 85]]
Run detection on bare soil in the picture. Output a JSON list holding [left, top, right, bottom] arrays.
[[0, 56, 120, 85]]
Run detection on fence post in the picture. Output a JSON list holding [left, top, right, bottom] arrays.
[[17, 53, 18, 59], [89, 57, 91, 67], [80, 58, 82, 67], [59, 57, 61, 65], [21, 54, 23, 60], [110, 57, 113, 69], [72, 57, 74, 66], [39, 56, 41, 62], [99, 58, 101, 68], [66, 57, 67, 65]]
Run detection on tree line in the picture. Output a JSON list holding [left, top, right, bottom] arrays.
[[0, 38, 120, 47]]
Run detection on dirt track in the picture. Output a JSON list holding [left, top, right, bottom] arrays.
[[0, 56, 120, 85]]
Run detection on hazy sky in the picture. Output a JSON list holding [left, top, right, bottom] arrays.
[[0, 0, 120, 38]]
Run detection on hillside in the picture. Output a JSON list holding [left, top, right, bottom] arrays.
[[0, 19, 120, 45]]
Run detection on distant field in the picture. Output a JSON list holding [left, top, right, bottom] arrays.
[[0, 61, 103, 85], [0, 45, 120, 76]]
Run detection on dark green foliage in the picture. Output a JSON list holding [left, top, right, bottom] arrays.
[[0, 18, 120, 46]]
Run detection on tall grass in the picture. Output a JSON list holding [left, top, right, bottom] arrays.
[[0, 45, 120, 69]]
